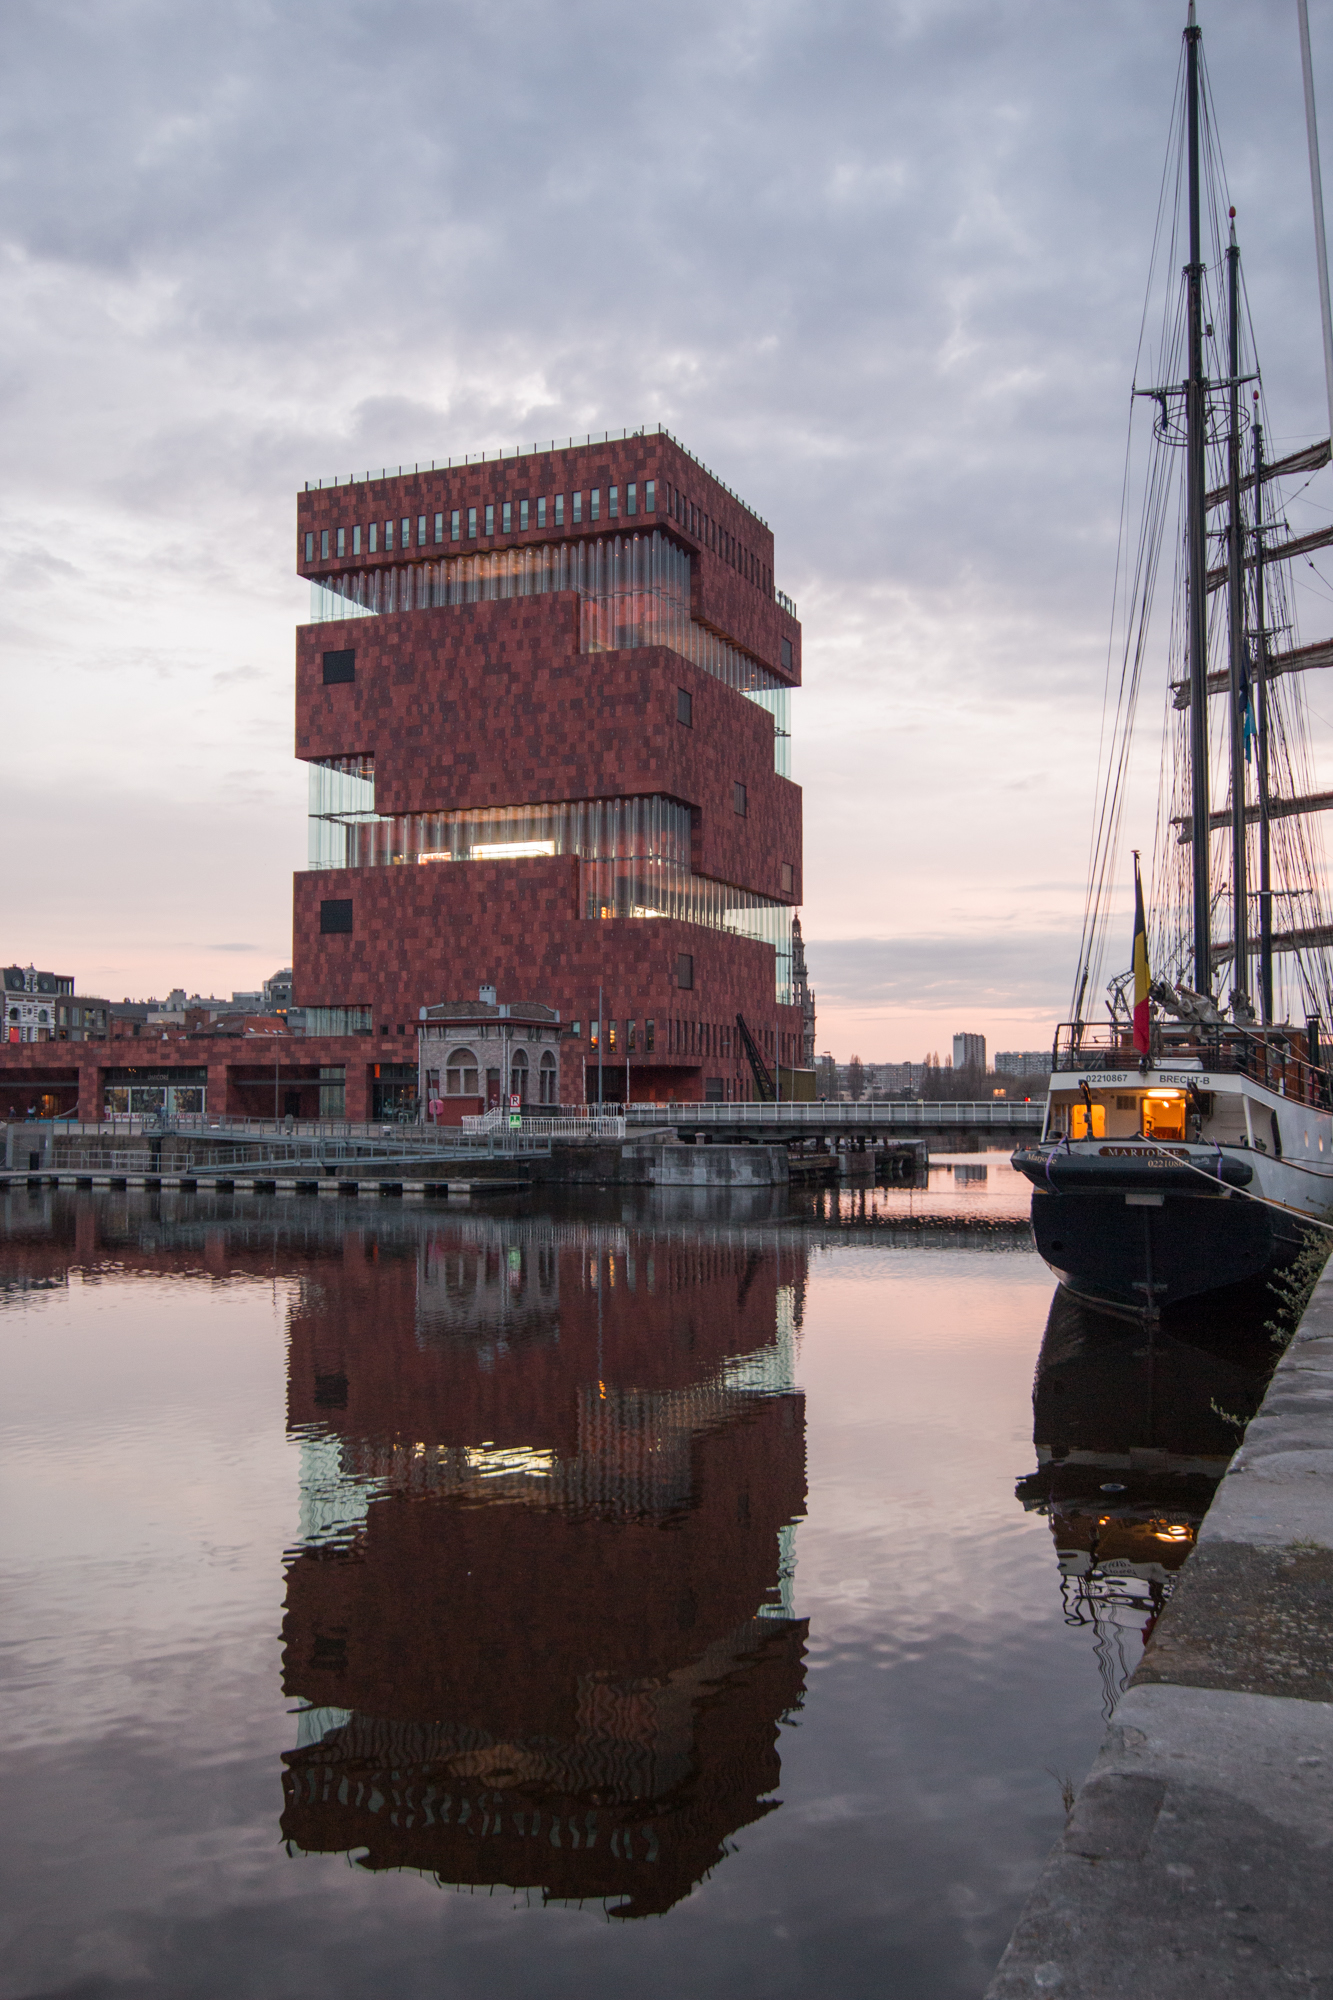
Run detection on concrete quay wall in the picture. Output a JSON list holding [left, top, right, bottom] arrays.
[[987, 1269, 1333, 1997]]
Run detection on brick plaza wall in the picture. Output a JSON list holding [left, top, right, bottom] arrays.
[[0, 1034, 384, 1122]]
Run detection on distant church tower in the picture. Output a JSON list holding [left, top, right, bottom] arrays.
[[791, 916, 816, 1068]]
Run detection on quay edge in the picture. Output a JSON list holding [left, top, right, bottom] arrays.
[[986, 1265, 1333, 1997]]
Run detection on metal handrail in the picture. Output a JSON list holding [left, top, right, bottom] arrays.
[[1051, 1020, 1332, 1108], [622, 1101, 1043, 1128]]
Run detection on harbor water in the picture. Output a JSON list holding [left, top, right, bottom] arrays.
[[0, 1159, 1273, 1998]]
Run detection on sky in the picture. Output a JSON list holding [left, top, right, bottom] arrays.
[[6, 0, 1333, 1062]]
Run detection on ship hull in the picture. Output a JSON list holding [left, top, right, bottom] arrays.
[[1029, 1185, 1303, 1317]]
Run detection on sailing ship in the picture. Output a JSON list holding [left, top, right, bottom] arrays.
[[1014, 3, 1333, 1317]]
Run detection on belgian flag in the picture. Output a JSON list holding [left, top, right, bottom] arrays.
[[1132, 851, 1151, 1055]]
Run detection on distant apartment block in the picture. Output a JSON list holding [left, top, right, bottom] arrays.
[[952, 1033, 986, 1072], [994, 1049, 1051, 1076]]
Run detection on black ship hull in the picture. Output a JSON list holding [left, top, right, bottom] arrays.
[[1028, 1186, 1305, 1318]]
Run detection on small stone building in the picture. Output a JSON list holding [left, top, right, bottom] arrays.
[[419, 992, 565, 1123]]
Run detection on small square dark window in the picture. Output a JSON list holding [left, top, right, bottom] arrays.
[[677, 953, 694, 991], [781, 863, 794, 894], [733, 782, 748, 817], [677, 688, 692, 727], [781, 637, 793, 672], [322, 650, 355, 685], [320, 899, 353, 935]]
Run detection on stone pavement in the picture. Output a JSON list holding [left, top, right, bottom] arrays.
[[987, 1265, 1333, 1997]]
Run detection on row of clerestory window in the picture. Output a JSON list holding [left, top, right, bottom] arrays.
[[301, 479, 780, 608], [661, 481, 773, 597], [305, 482, 655, 564]]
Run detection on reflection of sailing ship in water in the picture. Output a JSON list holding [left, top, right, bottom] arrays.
[[280, 1217, 809, 1918], [1016, 1288, 1271, 1715]]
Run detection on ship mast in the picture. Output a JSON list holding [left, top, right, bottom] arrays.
[[1254, 410, 1274, 1021], [1226, 210, 1248, 1005], [1185, 3, 1211, 994]]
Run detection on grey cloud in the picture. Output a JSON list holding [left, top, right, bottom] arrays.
[[2, 1, 1330, 996], [805, 932, 1088, 1015]]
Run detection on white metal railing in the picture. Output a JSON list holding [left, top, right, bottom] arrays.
[[461, 1107, 626, 1139], [622, 1100, 1044, 1129]]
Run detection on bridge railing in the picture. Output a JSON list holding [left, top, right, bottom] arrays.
[[623, 1100, 1044, 1129]]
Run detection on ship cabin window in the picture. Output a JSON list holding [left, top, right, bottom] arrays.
[[1069, 1102, 1106, 1140], [1142, 1090, 1186, 1142]]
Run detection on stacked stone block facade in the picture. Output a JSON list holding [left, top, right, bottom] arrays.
[[294, 433, 804, 1102]]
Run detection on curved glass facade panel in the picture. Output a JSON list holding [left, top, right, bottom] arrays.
[[308, 531, 792, 776], [306, 772, 792, 1002]]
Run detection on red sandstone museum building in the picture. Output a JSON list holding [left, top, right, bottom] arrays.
[[294, 429, 809, 1106], [0, 428, 812, 1118]]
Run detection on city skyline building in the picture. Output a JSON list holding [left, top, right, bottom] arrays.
[[292, 430, 807, 1104], [952, 1032, 986, 1073]]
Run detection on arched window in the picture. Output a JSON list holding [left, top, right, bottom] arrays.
[[510, 1047, 529, 1101], [445, 1046, 479, 1095], [539, 1050, 558, 1105]]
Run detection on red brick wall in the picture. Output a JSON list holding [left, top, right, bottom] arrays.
[[0, 1036, 381, 1123], [296, 608, 800, 903]]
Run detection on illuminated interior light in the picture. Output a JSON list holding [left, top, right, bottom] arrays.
[[469, 840, 557, 861], [1147, 1089, 1183, 1099], [417, 850, 456, 863]]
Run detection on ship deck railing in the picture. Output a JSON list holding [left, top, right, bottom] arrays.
[[1051, 1021, 1332, 1109]]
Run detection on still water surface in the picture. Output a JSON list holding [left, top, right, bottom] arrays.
[[0, 1161, 1268, 1998]]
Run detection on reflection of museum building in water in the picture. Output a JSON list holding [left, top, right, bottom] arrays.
[[280, 1217, 809, 1917]]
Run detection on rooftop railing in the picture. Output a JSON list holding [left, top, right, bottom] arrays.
[[303, 423, 771, 530]]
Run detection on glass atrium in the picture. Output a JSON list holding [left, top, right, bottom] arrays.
[[306, 769, 794, 1003]]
